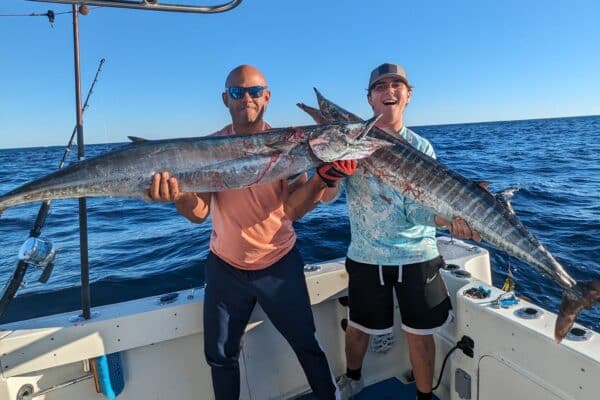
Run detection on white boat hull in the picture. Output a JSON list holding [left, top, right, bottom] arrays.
[[0, 237, 598, 399]]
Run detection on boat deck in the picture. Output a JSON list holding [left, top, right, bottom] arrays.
[[298, 377, 440, 399]]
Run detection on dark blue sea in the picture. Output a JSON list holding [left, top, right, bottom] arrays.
[[1, 116, 599, 332]]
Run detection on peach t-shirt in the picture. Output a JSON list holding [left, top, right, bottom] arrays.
[[208, 123, 296, 270]]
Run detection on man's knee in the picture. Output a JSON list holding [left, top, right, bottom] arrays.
[[346, 324, 370, 343], [205, 348, 239, 368], [204, 335, 242, 368], [406, 332, 435, 353]]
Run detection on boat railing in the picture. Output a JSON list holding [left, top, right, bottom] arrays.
[[28, 0, 244, 14]]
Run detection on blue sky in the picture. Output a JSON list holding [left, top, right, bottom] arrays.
[[1, 0, 599, 148]]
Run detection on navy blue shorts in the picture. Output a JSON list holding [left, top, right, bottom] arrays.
[[345, 256, 452, 335]]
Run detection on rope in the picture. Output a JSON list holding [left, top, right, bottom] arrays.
[[0, 7, 100, 26], [432, 345, 459, 390], [501, 259, 516, 292], [0, 10, 56, 24]]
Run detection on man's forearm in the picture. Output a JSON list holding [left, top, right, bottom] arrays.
[[175, 192, 211, 223], [285, 174, 328, 221]]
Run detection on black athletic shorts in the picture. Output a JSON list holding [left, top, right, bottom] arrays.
[[345, 256, 452, 335]]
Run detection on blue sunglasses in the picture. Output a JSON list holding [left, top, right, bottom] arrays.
[[226, 86, 268, 100]]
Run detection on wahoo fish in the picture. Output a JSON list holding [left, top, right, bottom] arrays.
[[0, 118, 388, 213], [298, 89, 600, 343]]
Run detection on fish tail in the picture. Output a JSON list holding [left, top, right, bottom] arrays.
[[296, 103, 327, 124], [555, 279, 600, 342]]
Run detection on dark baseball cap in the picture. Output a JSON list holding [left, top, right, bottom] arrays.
[[368, 63, 409, 90]]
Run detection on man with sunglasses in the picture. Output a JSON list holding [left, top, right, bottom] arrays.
[[323, 63, 480, 400], [149, 65, 352, 399]]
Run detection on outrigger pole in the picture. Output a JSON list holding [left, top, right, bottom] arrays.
[[71, 4, 92, 320]]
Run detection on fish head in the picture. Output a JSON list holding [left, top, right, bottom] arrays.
[[308, 115, 392, 162]]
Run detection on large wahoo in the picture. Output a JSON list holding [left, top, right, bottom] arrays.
[[298, 89, 600, 343], [0, 118, 388, 212]]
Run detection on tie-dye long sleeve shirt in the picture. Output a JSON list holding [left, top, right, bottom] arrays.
[[344, 127, 439, 265]]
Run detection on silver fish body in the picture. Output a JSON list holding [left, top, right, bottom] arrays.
[[0, 118, 386, 212], [300, 89, 600, 342]]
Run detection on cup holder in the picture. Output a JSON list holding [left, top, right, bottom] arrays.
[[515, 307, 543, 320], [566, 327, 592, 342]]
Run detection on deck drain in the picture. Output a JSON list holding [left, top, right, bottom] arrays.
[[158, 292, 179, 305], [17, 384, 34, 400], [515, 307, 543, 319]]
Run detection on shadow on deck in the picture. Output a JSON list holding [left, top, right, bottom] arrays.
[[297, 377, 440, 399]]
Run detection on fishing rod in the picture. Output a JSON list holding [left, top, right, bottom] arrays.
[[0, 58, 106, 319]]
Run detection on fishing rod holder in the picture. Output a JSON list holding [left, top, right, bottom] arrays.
[[28, 0, 244, 14]]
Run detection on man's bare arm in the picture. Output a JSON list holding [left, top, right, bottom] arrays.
[[283, 173, 328, 221]]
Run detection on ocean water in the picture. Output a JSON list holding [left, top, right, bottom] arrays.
[[0, 116, 599, 332]]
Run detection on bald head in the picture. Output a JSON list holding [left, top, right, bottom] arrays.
[[225, 65, 267, 88], [222, 64, 271, 133]]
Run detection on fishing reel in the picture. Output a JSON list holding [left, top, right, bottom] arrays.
[[18, 236, 57, 284]]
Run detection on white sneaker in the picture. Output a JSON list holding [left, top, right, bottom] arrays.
[[337, 375, 364, 400]]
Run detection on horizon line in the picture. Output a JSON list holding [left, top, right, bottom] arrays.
[[411, 113, 599, 129], [1, 113, 598, 151]]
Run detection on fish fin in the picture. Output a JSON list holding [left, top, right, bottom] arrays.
[[127, 136, 150, 143], [355, 115, 381, 140], [495, 187, 519, 214], [555, 280, 600, 343], [264, 140, 296, 155], [313, 87, 328, 111], [499, 187, 519, 199], [296, 103, 328, 124], [476, 180, 491, 190]]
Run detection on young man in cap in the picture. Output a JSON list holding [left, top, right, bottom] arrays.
[[326, 63, 479, 400]]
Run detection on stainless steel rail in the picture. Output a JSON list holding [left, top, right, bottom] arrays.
[[28, 0, 244, 14]]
